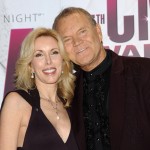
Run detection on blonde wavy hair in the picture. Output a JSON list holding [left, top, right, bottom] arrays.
[[15, 27, 76, 107]]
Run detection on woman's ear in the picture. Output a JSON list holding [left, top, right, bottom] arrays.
[[29, 64, 35, 79], [29, 63, 34, 74]]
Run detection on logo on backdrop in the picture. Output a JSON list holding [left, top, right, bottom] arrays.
[[105, 0, 150, 57], [92, 0, 150, 57], [3, 13, 44, 23]]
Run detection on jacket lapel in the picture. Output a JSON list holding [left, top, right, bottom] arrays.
[[71, 69, 86, 150], [109, 51, 126, 150]]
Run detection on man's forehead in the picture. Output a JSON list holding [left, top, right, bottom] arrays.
[[59, 12, 87, 22]]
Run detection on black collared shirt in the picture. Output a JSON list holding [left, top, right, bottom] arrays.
[[83, 51, 112, 150]]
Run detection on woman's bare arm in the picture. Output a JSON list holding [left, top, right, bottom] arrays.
[[0, 92, 23, 150]]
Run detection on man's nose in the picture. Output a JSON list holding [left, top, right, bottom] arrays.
[[73, 36, 83, 46]]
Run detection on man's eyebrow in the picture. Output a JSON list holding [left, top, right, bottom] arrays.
[[78, 27, 86, 31], [62, 27, 86, 38]]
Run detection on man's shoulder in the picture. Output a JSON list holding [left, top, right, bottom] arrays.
[[107, 49, 150, 65], [121, 55, 150, 66], [118, 55, 150, 76], [107, 49, 150, 76]]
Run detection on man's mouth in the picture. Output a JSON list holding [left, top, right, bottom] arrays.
[[77, 48, 86, 54]]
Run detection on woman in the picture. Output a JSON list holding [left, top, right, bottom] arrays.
[[0, 28, 78, 150]]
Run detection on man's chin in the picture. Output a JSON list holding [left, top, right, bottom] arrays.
[[80, 63, 91, 71]]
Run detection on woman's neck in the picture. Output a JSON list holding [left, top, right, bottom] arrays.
[[36, 83, 58, 102]]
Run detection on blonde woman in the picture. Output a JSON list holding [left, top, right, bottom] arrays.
[[0, 28, 79, 150]]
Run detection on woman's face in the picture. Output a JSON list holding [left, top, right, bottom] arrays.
[[31, 36, 63, 86]]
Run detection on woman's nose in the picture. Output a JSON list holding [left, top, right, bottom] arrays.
[[45, 55, 51, 65]]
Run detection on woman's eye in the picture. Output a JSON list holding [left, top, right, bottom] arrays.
[[35, 53, 43, 57], [52, 50, 59, 55]]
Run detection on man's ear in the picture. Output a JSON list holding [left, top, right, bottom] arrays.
[[96, 23, 103, 42]]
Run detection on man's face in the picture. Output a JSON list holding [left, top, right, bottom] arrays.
[[56, 13, 106, 71]]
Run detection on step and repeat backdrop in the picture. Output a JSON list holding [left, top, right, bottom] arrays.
[[0, 0, 150, 106]]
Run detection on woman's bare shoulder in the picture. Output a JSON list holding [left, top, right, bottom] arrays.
[[2, 91, 30, 113]]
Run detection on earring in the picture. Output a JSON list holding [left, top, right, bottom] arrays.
[[31, 72, 35, 79], [61, 70, 64, 74]]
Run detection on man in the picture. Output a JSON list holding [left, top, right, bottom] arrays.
[[53, 7, 150, 150]]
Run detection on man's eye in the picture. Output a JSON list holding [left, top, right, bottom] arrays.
[[81, 30, 86, 33], [80, 29, 87, 34], [64, 38, 72, 43]]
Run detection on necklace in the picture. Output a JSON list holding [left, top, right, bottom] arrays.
[[40, 97, 60, 120]]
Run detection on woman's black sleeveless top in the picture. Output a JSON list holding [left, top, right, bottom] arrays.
[[15, 89, 79, 150]]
